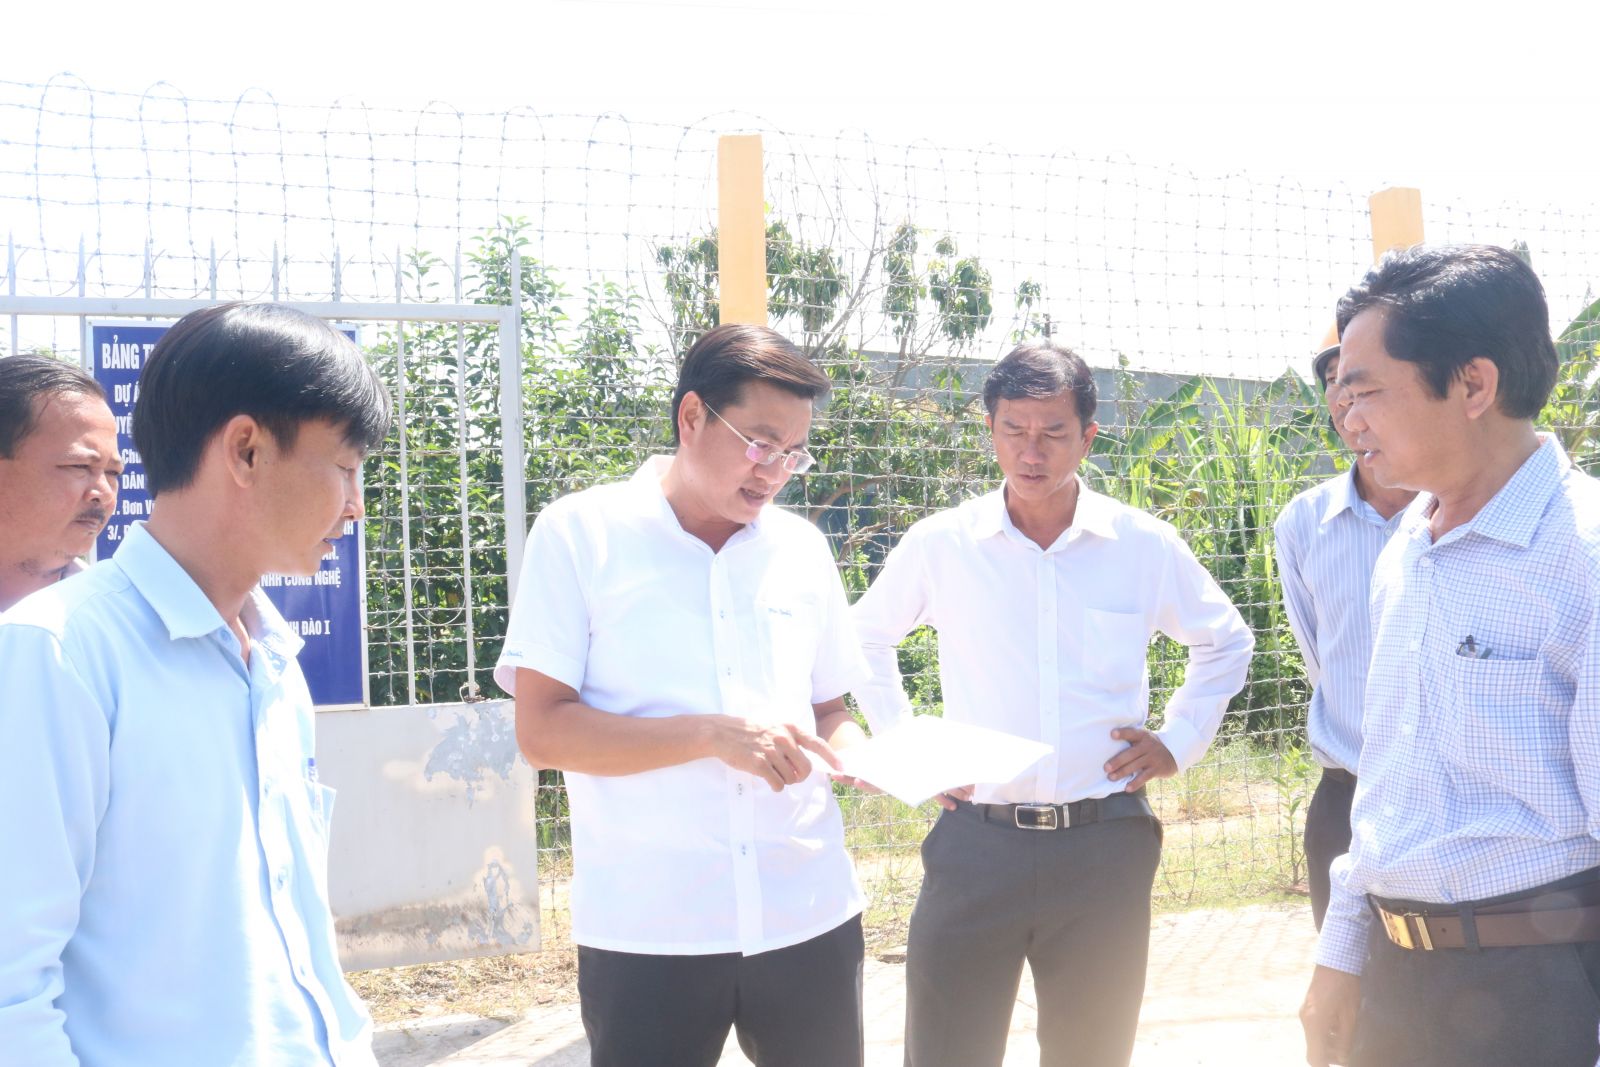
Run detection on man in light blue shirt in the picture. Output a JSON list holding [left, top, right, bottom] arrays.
[[0, 303, 390, 1066], [1274, 344, 1414, 928], [1299, 246, 1600, 1067], [0, 356, 121, 613]]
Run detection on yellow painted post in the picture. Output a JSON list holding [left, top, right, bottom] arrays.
[[1312, 187, 1426, 357], [717, 134, 767, 326], [1368, 186, 1425, 262]]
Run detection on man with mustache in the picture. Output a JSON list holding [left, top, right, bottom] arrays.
[[0, 355, 121, 613]]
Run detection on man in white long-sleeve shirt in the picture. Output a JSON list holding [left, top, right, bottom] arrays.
[[852, 341, 1254, 1067]]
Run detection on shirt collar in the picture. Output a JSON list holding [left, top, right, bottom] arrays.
[[1442, 433, 1569, 549], [631, 453, 767, 540], [114, 522, 303, 655], [1071, 480, 1122, 540], [1319, 468, 1365, 525], [970, 476, 1120, 544]]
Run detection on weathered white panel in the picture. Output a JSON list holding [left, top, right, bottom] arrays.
[[314, 699, 540, 971]]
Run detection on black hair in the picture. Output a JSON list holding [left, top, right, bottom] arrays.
[[983, 340, 1097, 428], [0, 354, 106, 458], [133, 303, 391, 496], [671, 324, 830, 445], [1336, 244, 1558, 419], [1312, 345, 1340, 393]]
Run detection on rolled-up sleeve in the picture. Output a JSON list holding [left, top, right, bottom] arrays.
[[0, 623, 111, 1066]]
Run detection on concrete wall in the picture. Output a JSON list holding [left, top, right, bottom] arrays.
[[315, 699, 540, 971]]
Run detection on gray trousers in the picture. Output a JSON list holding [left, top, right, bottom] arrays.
[[1353, 882, 1600, 1066], [904, 802, 1163, 1067]]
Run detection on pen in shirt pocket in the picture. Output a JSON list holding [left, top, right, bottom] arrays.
[[1456, 635, 1492, 659], [306, 757, 323, 817]]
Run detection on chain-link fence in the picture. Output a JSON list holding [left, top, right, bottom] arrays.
[[6, 76, 1600, 939]]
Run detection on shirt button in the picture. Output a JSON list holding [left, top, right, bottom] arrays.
[[275, 870, 288, 890], [740, 845, 748, 856], [737, 783, 744, 795], [1408, 640, 1420, 652], [724, 667, 733, 677]]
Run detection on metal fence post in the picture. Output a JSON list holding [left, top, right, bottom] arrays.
[[500, 244, 527, 605], [717, 134, 766, 326]]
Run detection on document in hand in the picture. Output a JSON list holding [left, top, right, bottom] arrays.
[[834, 716, 1053, 806]]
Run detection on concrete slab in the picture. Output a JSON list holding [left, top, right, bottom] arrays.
[[374, 902, 1319, 1066]]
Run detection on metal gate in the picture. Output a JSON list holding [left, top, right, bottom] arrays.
[[0, 263, 543, 969]]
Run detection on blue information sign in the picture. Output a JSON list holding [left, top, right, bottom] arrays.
[[89, 321, 369, 708]]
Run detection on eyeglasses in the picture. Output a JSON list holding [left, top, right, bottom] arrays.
[[704, 404, 816, 475]]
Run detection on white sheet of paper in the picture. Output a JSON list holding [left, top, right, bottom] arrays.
[[835, 715, 1053, 807]]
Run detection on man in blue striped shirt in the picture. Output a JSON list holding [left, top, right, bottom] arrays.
[[1274, 344, 1415, 929], [0, 304, 389, 1066], [1299, 245, 1600, 1067]]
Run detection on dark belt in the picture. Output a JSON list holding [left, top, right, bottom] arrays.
[[1371, 868, 1600, 951], [1321, 767, 1356, 786], [964, 790, 1153, 831]]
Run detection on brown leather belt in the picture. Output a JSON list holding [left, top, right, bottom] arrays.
[[1371, 874, 1600, 951], [967, 791, 1153, 831]]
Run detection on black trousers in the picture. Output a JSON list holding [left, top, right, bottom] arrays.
[[577, 914, 864, 1067], [1352, 868, 1600, 1067], [1305, 768, 1356, 930], [904, 803, 1163, 1067]]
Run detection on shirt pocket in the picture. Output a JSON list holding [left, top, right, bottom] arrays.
[[298, 780, 338, 895], [304, 780, 337, 841], [1083, 608, 1149, 694], [755, 592, 822, 705], [1439, 656, 1566, 789]]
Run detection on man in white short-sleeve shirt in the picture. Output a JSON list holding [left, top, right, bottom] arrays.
[[853, 341, 1254, 1067], [495, 324, 872, 1067]]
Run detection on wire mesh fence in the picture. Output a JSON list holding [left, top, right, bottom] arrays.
[[5, 75, 1600, 939]]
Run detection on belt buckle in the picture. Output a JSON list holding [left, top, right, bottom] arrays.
[[1380, 909, 1433, 951], [1013, 804, 1062, 830]]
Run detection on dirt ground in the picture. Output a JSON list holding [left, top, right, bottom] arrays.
[[364, 901, 1322, 1066], [351, 939, 580, 1025]]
